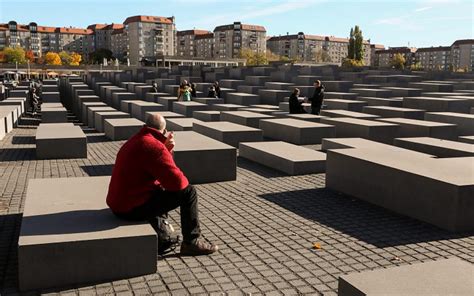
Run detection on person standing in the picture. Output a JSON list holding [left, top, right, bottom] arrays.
[[289, 88, 306, 114], [309, 80, 325, 115], [150, 82, 159, 93], [190, 83, 197, 98], [0, 83, 5, 101], [213, 81, 221, 98]]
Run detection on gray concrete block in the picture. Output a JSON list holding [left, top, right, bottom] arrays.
[[112, 93, 138, 110], [145, 92, 172, 103], [173, 101, 208, 117], [259, 118, 336, 145], [338, 258, 473, 296], [324, 99, 367, 112], [221, 111, 274, 128], [350, 88, 393, 98], [258, 89, 289, 105], [130, 101, 166, 121], [173, 131, 236, 183], [41, 105, 68, 123], [378, 117, 457, 140], [0, 108, 13, 134], [459, 135, 474, 144], [286, 113, 326, 123], [356, 96, 403, 107], [36, 123, 87, 159], [237, 107, 276, 115], [81, 101, 106, 125], [220, 79, 246, 89], [18, 176, 157, 291], [245, 76, 272, 86], [264, 82, 295, 90], [425, 112, 474, 136], [324, 92, 358, 100], [403, 96, 471, 113], [156, 96, 178, 111], [381, 87, 422, 97], [212, 104, 246, 112], [362, 106, 425, 119], [94, 111, 130, 133], [409, 82, 454, 92], [145, 111, 185, 122], [193, 121, 263, 147], [320, 109, 380, 119], [135, 85, 153, 100], [167, 118, 203, 131], [193, 97, 225, 105], [87, 107, 116, 128], [226, 92, 260, 106], [104, 118, 144, 141], [321, 117, 399, 144], [192, 111, 220, 122], [42, 92, 61, 103], [394, 137, 474, 158], [326, 148, 474, 232], [239, 141, 326, 175], [237, 85, 265, 95]]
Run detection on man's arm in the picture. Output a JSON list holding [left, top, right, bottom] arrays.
[[147, 144, 189, 192]]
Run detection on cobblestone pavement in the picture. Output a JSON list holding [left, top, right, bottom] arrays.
[[1, 117, 473, 296]]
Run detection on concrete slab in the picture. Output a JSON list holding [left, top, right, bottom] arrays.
[[87, 107, 116, 128], [145, 111, 185, 122], [264, 82, 295, 90], [193, 97, 225, 105], [459, 135, 474, 144], [173, 101, 209, 117], [259, 118, 336, 145], [237, 85, 265, 95], [338, 258, 474, 296], [394, 137, 474, 158], [81, 102, 106, 125], [325, 92, 358, 100], [226, 92, 260, 106], [193, 121, 263, 147], [36, 123, 87, 159], [425, 112, 474, 136], [192, 111, 221, 122], [221, 111, 274, 128], [362, 106, 425, 119], [212, 104, 246, 112], [173, 131, 236, 183], [41, 92, 61, 103], [239, 141, 326, 175], [41, 106, 68, 123], [321, 117, 399, 144], [130, 101, 166, 121], [18, 176, 156, 291], [324, 99, 367, 112], [403, 96, 471, 113], [258, 89, 289, 105], [320, 109, 380, 119], [377, 117, 457, 140], [156, 96, 178, 111], [104, 118, 144, 141], [350, 88, 393, 98], [112, 92, 137, 109], [286, 113, 326, 123], [94, 111, 130, 133], [381, 86, 422, 97], [356, 96, 403, 107], [167, 118, 204, 131]]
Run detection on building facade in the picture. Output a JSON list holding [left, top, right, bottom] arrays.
[[124, 15, 176, 65], [213, 22, 266, 59], [375, 47, 417, 68], [415, 46, 451, 70], [110, 27, 127, 61], [177, 29, 211, 58], [450, 39, 474, 71], [370, 44, 385, 67], [267, 32, 372, 65], [195, 33, 214, 59]]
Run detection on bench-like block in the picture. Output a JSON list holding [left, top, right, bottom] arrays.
[[104, 118, 144, 141], [94, 111, 130, 133], [36, 123, 87, 159], [130, 101, 166, 121], [226, 92, 260, 105], [425, 112, 474, 136], [239, 141, 326, 175], [167, 118, 203, 131], [18, 176, 157, 291], [394, 137, 474, 158], [221, 111, 274, 128], [259, 118, 335, 145], [338, 258, 474, 296], [193, 121, 263, 147], [378, 117, 457, 140], [192, 111, 221, 122], [41, 106, 68, 123], [173, 101, 208, 117]]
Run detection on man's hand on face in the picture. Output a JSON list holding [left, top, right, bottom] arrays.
[[164, 131, 175, 151]]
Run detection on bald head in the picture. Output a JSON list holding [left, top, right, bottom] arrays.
[[146, 113, 166, 132]]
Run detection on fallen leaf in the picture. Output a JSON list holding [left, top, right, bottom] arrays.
[[313, 243, 322, 250]]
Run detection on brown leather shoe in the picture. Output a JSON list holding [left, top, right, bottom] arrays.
[[180, 240, 219, 256]]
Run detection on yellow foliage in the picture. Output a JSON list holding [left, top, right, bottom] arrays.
[[70, 52, 82, 66], [45, 52, 62, 65]]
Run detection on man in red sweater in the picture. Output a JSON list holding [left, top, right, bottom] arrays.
[[107, 113, 218, 256]]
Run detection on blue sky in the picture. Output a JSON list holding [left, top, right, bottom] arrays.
[[1, 0, 472, 48]]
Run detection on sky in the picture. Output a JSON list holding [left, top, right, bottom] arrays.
[[0, 0, 472, 48]]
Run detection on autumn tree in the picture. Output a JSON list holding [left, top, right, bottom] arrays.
[[346, 25, 365, 66], [59, 51, 72, 65], [3, 46, 26, 64], [239, 48, 268, 66], [44, 52, 62, 65], [24, 50, 35, 63], [390, 53, 406, 69], [314, 49, 331, 63], [70, 52, 82, 66], [0, 51, 5, 63]]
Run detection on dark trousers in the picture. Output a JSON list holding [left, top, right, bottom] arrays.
[[311, 100, 323, 115], [115, 185, 201, 243]]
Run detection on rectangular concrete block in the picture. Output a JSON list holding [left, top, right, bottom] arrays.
[[459, 135, 474, 144], [378, 117, 457, 140], [130, 101, 166, 121], [338, 258, 474, 296], [287, 113, 326, 123], [193, 97, 225, 105], [425, 112, 474, 136], [104, 118, 144, 141], [145, 92, 172, 103], [237, 85, 265, 95], [42, 92, 61, 103], [36, 123, 87, 159], [320, 109, 380, 119], [156, 96, 178, 111], [239, 141, 326, 175], [226, 92, 260, 106], [145, 111, 185, 122], [94, 111, 130, 133], [258, 89, 289, 105], [87, 106, 116, 128], [409, 82, 454, 92], [192, 111, 220, 122], [381, 87, 422, 97], [321, 117, 399, 144], [167, 118, 204, 131], [403, 96, 471, 113], [394, 137, 474, 158], [173, 131, 236, 183], [264, 82, 295, 90], [41, 106, 68, 123], [173, 101, 208, 117], [324, 99, 367, 112], [356, 96, 403, 107], [212, 104, 246, 112], [112, 92, 137, 109], [193, 121, 263, 147], [82, 101, 106, 125], [221, 111, 274, 128], [259, 118, 336, 145], [18, 176, 157, 291], [324, 92, 358, 100], [362, 106, 425, 119]]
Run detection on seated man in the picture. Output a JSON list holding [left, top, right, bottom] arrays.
[[106, 113, 218, 256]]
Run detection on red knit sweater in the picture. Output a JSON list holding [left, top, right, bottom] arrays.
[[106, 126, 189, 213]]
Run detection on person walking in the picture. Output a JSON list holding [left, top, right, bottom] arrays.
[[308, 80, 325, 115], [289, 88, 306, 114]]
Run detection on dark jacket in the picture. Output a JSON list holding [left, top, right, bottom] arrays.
[[215, 86, 221, 98], [289, 93, 305, 114], [191, 87, 197, 98], [149, 86, 159, 93], [309, 85, 325, 106]]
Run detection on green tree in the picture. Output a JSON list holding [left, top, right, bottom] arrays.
[[390, 53, 406, 69], [59, 51, 72, 65], [89, 48, 113, 64], [3, 46, 27, 64], [239, 49, 268, 66], [347, 25, 364, 62], [314, 49, 331, 63]]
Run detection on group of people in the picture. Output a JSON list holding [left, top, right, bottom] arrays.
[[289, 80, 325, 115], [176, 80, 197, 101]]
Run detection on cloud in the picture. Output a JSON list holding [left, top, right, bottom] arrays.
[[414, 6, 432, 12]]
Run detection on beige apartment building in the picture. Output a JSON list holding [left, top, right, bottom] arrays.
[[267, 32, 372, 65], [124, 15, 176, 65], [111, 27, 127, 60], [375, 47, 417, 68], [177, 29, 211, 58], [213, 22, 266, 59], [450, 39, 474, 71], [195, 33, 214, 59], [370, 44, 385, 66], [415, 46, 451, 70]]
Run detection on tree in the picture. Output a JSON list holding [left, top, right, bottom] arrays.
[[390, 53, 406, 70], [239, 48, 268, 66], [89, 48, 113, 64], [266, 50, 280, 63], [44, 52, 62, 65], [25, 50, 35, 63], [314, 49, 331, 63], [70, 52, 82, 66], [3, 46, 27, 64], [59, 51, 72, 65], [0, 51, 5, 63], [347, 25, 364, 62], [342, 58, 364, 68]]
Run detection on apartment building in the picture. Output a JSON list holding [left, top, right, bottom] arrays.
[[213, 22, 266, 59], [111, 27, 127, 60], [124, 15, 176, 65], [177, 29, 211, 58], [91, 23, 124, 51], [195, 32, 214, 59], [267, 32, 372, 65], [375, 47, 417, 68], [415, 46, 451, 70], [450, 39, 474, 71], [370, 44, 385, 66]]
